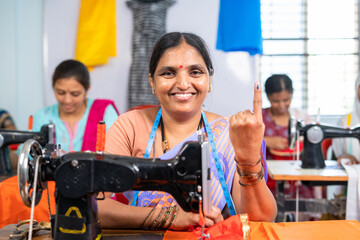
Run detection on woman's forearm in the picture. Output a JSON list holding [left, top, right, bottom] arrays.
[[232, 164, 277, 222], [98, 198, 150, 228]]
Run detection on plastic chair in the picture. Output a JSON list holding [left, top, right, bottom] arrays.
[[322, 139, 333, 160]]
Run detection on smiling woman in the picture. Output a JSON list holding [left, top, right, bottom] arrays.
[[98, 32, 277, 231], [30, 59, 119, 153], [0, 60, 121, 229]]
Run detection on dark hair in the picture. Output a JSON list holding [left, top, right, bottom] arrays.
[[52, 59, 90, 91], [149, 32, 214, 78], [264, 74, 293, 95]]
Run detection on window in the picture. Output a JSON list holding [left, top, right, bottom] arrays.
[[260, 0, 359, 118]]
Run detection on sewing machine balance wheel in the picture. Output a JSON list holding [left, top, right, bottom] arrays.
[[17, 139, 46, 207]]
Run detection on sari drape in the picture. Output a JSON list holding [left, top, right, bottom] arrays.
[[124, 117, 267, 212]]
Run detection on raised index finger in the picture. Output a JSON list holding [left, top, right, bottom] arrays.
[[253, 81, 262, 118]]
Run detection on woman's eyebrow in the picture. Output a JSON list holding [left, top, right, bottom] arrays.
[[157, 66, 176, 72], [189, 64, 206, 70]]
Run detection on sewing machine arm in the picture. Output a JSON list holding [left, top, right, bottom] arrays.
[[54, 141, 202, 212], [0, 124, 54, 175]]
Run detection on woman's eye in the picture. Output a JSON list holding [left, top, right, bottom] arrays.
[[190, 70, 203, 76], [160, 71, 175, 77], [56, 91, 65, 95], [71, 92, 81, 97]]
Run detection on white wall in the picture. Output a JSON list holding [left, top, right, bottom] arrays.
[[1, 0, 256, 130], [0, 0, 45, 130]]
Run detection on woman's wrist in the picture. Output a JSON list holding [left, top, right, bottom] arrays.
[[235, 155, 264, 187], [141, 206, 179, 230]]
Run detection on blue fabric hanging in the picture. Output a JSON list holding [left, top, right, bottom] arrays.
[[216, 0, 263, 55]]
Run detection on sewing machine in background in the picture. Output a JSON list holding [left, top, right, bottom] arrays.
[[288, 116, 360, 168], [0, 123, 55, 175], [16, 131, 211, 240]]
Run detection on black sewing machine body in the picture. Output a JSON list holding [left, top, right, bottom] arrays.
[[0, 124, 55, 175], [18, 138, 209, 240], [288, 117, 360, 168]]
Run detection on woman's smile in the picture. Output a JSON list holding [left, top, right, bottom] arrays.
[[170, 92, 195, 101]]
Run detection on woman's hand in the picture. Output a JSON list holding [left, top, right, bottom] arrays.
[[229, 82, 264, 163], [337, 154, 359, 165], [169, 206, 223, 230], [264, 136, 288, 150]]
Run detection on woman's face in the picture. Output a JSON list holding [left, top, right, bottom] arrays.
[[267, 90, 292, 115], [149, 42, 211, 117], [54, 77, 87, 115]]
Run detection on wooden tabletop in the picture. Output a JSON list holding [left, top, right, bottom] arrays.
[[2, 220, 360, 240], [0, 224, 165, 240], [267, 160, 348, 181]]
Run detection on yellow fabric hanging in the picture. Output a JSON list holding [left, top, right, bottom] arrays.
[[75, 0, 116, 70]]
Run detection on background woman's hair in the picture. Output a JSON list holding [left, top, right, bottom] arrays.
[[149, 32, 214, 78], [52, 59, 90, 91], [265, 74, 293, 95]]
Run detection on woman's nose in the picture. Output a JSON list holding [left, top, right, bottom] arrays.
[[279, 101, 287, 109], [176, 74, 190, 89], [63, 93, 72, 103]]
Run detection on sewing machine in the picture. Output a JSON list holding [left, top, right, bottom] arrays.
[[288, 116, 360, 168], [17, 131, 211, 240], [0, 123, 55, 175]]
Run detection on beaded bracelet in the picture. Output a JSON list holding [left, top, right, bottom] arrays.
[[166, 205, 179, 230], [235, 156, 262, 167], [140, 205, 157, 229]]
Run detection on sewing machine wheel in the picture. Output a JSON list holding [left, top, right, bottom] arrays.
[[288, 116, 297, 149], [17, 139, 45, 207]]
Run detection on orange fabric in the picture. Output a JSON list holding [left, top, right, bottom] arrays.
[[0, 176, 56, 228], [127, 104, 158, 112], [164, 215, 246, 240], [164, 219, 360, 240], [250, 220, 360, 239]]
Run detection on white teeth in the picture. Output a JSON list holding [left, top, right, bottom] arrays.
[[175, 93, 192, 97]]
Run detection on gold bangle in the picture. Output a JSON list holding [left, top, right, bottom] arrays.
[[140, 205, 156, 229], [150, 207, 165, 230], [235, 156, 262, 167], [166, 205, 178, 230], [158, 207, 173, 229]]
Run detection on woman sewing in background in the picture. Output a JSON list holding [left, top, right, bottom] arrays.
[[98, 32, 276, 230], [333, 75, 360, 164], [262, 74, 315, 199], [0, 60, 120, 229], [262, 74, 294, 159], [31, 59, 119, 153]]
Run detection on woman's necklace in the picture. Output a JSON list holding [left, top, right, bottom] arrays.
[[160, 116, 204, 153]]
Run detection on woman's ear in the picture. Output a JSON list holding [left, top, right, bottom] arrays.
[[148, 74, 155, 94], [85, 85, 91, 96], [208, 76, 213, 93]]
